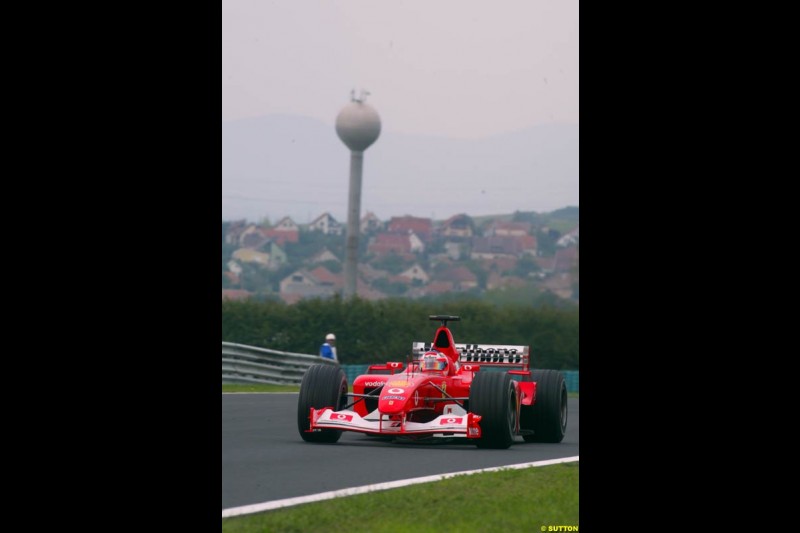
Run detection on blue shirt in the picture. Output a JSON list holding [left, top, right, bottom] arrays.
[[320, 342, 336, 360]]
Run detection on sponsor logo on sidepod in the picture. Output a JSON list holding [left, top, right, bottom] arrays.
[[387, 388, 404, 394], [364, 381, 385, 387]]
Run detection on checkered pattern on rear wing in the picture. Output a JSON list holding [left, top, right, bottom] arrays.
[[412, 342, 530, 367]]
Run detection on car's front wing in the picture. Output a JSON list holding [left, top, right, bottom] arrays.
[[308, 407, 482, 439]]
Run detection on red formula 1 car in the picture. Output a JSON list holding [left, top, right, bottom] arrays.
[[297, 315, 568, 449]]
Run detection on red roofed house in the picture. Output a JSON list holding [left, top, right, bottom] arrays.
[[553, 246, 578, 274], [432, 266, 478, 291], [222, 289, 253, 301], [279, 267, 338, 301], [278, 266, 385, 303], [387, 216, 433, 242], [484, 221, 531, 237], [471, 236, 523, 259], [368, 232, 424, 255], [517, 235, 538, 256], [309, 265, 342, 288], [264, 216, 299, 246]]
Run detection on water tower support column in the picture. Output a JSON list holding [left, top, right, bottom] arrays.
[[344, 151, 363, 298]]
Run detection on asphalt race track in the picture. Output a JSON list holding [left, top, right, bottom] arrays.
[[222, 393, 579, 510]]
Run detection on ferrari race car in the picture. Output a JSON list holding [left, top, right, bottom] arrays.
[[297, 315, 568, 449]]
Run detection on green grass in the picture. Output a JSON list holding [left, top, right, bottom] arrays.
[[222, 462, 578, 532]]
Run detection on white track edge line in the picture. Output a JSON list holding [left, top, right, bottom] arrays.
[[222, 455, 579, 518]]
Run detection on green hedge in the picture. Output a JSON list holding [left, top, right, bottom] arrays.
[[222, 297, 578, 370]]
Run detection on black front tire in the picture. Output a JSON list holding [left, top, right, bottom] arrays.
[[469, 372, 517, 449], [297, 364, 348, 443], [520, 369, 567, 443]]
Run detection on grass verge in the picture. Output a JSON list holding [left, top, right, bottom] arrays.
[[222, 462, 578, 533]]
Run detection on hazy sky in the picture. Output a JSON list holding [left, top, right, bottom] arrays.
[[222, 0, 578, 223], [223, 0, 578, 139]]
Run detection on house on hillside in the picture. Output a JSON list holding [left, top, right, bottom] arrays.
[[387, 216, 432, 242], [237, 224, 269, 248], [232, 248, 270, 267], [442, 241, 468, 261], [368, 232, 424, 255], [477, 256, 518, 275], [232, 240, 287, 270], [279, 268, 338, 300], [484, 221, 532, 237], [224, 220, 248, 245], [439, 214, 474, 239], [557, 226, 579, 247], [471, 236, 523, 260], [360, 211, 384, 233], [432, 266, 478, 291], [358, 263, 390, 284], [471, 235, 536, 259], [222, 289, 253, 301], [399, 263, 429, 284], [553, 246, 578, 274], [264, 216, 300, 245], [278, 266, 385, 303], [517, 235, 538, 256], [308, 247, 340, 265], [308, 212, 344, 236]]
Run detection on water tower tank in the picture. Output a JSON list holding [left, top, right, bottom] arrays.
[[335, 102, 381, 152]]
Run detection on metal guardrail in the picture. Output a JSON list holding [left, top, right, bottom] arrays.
[[223, 342, 578, 391], [222, 342, 338, 385]]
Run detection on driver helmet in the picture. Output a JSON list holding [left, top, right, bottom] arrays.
[[421, 351, 448, 372]]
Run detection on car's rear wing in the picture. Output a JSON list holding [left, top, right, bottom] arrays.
[[412, 342, 530, 368]]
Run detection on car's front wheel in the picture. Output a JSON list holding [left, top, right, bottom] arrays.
[[297, 364, 348, 443], [469, 372, 517, 449]]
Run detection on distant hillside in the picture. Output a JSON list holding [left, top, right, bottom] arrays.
[[471, 206, 578, 230], [222, 114, 578, 224]]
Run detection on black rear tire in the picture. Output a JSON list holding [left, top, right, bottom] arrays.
[[297, 364, 348, 443], [469, 372, 517, 449], [520, 369, 567, 443]]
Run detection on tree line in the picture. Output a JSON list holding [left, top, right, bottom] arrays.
[[222, 297, 578, 370]]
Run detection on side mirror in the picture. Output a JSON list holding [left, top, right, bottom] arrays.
[[461, 364, 480, 372]]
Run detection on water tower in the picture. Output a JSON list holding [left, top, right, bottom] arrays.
[[336, 89, 381, 299]]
